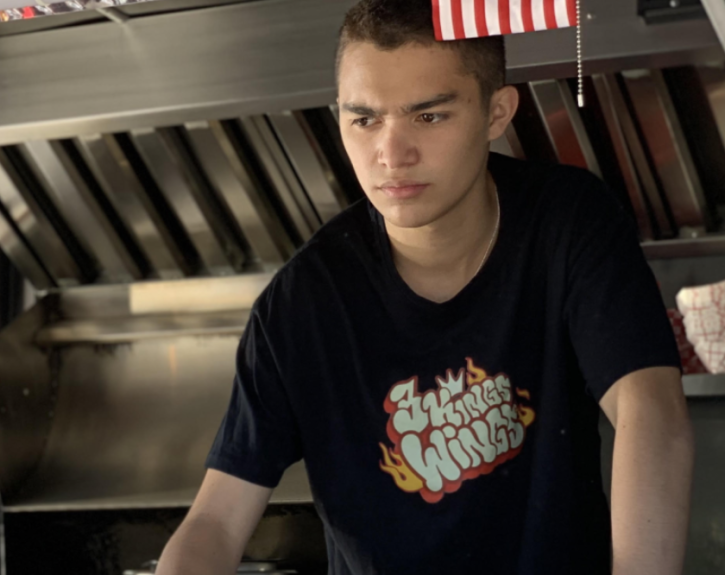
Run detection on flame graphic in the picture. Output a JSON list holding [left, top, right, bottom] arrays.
[[517, 405, 536, 427], [379, 443, 423, 493], [515, 388, 535, 427], [465, 357, 487, 386]]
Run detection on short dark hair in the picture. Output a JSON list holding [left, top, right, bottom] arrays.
[[336, 0, 506, 104]]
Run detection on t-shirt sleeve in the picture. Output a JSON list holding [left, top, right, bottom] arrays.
[[562, 172, 681, 402], [206, 307, 303, 488]]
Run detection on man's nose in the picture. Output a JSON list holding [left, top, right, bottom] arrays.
[[377, 125, 420, 170]]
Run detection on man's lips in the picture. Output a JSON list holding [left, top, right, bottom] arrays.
[[378, 181, 429, 199]]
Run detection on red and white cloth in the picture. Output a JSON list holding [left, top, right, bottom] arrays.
[[676, 279, 725, 374], [432, 0, 578, 41], [667, 309, 708, 375]]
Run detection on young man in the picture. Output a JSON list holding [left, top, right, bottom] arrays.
[[157, 1, 694, 574]]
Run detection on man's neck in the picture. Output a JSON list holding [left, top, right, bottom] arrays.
[[384, 170, 498, 303]]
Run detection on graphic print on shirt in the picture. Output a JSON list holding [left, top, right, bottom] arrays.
[[379, 357, 536, 503]]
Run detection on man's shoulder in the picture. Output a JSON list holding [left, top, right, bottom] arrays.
[[490, 153, 622, 226], [253, 200, 373, 317], [291, 198, 373, 269], [490, 152, 605, 198]]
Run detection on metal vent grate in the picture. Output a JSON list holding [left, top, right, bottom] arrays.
[[0, 108, 352, 289]]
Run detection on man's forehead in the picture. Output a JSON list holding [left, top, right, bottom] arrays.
[[337, 42, 475, 108]]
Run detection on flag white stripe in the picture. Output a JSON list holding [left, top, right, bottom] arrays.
[[554, 0, 570, 27], [439, 0, 456, 40], [531, 0, 547, 31], [461, 0, 479, 38], [509, 0, 524, 33], [485, 0, 500, 36]]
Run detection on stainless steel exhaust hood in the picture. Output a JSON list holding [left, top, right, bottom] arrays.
[[1, 0, 724, 145]]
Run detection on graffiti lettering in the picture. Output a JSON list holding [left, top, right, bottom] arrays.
[[380, 360, 535, 503]]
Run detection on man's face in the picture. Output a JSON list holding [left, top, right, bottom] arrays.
[[338, 41, 491, 229]]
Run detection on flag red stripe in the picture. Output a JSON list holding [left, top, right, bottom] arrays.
[[498, 0, 512, 35], [432, 0, 444, 40], [521, 0, 534, 32], [543, 0, 557, 29], [566, 0, 577, 28], [474, 0, 489, 36], [451, 0, 466, 40], [432, 0, 575, 39]]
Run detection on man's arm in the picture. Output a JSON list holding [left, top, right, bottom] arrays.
[[599, 366, 694, 575], [156, 469, 272, 575]]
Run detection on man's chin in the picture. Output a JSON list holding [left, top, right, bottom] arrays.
[[378, 205, 437, 230]]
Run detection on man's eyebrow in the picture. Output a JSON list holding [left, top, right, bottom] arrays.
[[403, 92, 459, 114], [340, 92, 459, 117], [341, 103, 383, 116]]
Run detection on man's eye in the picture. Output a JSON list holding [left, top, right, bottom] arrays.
[[352, 117, 372, 127], [419, 113, 443, 124]]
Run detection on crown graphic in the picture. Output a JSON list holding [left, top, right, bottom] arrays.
[[436, 368, 465, 397]]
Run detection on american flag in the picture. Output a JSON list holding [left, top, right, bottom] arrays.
[[433, 0, 578, 41]]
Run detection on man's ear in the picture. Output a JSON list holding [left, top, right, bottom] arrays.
[[487, 85, 519, 142]]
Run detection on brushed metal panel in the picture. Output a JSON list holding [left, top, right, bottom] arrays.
[[702, 0, 725, 55], [642, 234, 725, 259], [591, 74, 654, 240], [20, 140, 141, 282], [0, 305, 54, 498], [35, 311, 250, 345], [3, 337, 313, 510], [699, 63, 725, 155], [0, 149, 82, 286], [682, 374, 725, 397], [156, 128, 248, 272], [130, 128, 235, 275], [662, 65, 725, 234], [76, 134, 183, 280], [268, 111, 345, 224], [0, 0, 721, 145], [622, 69, 709, 231], [605, 73, 675, 239], [6, 336, 239, 508], [695, 62, 725, 224], [0, 205, 53, 290], [530, 79, 601, 175], [185, 121, 291, 267], [240, 117, 319, 242], [0, 0, 355, 146], [556, 80, 602, 177], [650, 69, 713, 232]]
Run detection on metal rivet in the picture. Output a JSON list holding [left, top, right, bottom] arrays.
[[670, 0, 679, 7], [586, 12, 595, 20], [22, 388, 30, 397]]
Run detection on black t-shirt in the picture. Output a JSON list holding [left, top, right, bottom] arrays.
[[206, 153, 681, 575]]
